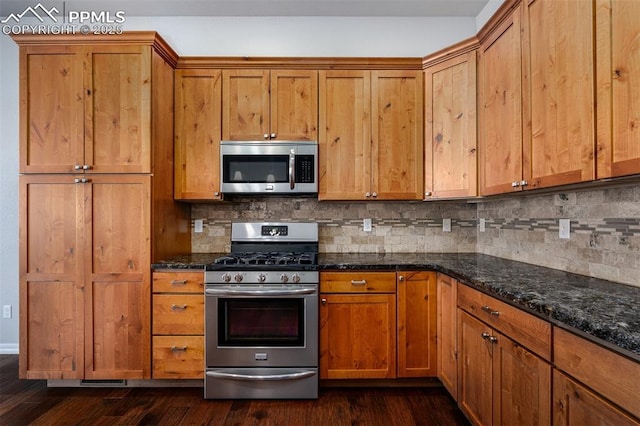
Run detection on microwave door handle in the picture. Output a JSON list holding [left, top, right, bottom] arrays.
[[289, 149, 295, 190]]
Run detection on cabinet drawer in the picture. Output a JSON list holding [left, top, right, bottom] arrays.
[[320, 272, 396, 293], [554, 327, 640, 420], [153, 295, 204, 335], [153, 271, 204, 293], [457, 284, 551, 360], [152, 336, 204, 379]]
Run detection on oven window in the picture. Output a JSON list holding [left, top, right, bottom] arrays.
[[218, 298, 305, 347], [223, 155, 288, 183]]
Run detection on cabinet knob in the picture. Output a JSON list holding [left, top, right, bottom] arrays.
[[264, 134, 269, 139], [371, 192, 377, 198], [425, 191, 432, 197], [321, 298, 327, 305], [511, 181, 520, 188], [350, 280, 367, 286], [82, 164, 91, 170], [365, 192, 371, 198], [74, 165, 82, 170], [398, 276, 404, 281], [520, 180, 528, 187], [171, 346, 188, 352], [270, 133, 276, 139]]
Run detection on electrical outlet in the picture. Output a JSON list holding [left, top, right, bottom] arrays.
[[3, 305, 11, 319], [363, 218, 372, 232], [479, 218, 486, 232], [559, 219, 570, 239], [194, 219, 204, 233], [442, 218, 452, 232]]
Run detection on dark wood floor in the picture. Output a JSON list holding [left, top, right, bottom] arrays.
[[1, 355, 469, 425]]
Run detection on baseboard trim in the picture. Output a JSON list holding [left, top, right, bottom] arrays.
[[0, 343, 19, 354]]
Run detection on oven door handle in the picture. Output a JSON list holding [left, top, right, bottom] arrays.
[[206, 370, 316, 382], [205, 287, 317, 296]]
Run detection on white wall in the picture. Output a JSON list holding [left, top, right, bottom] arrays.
[[0, 15, 476, 353]]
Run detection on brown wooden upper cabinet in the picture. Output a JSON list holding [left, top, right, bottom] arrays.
[[174, 69, 223, 201], [478, 2, 524, 196], [318, 70, 423, 200], [521, 0, 596, 189], [424, 48, 478, 199], [20, 45, 153, 174], [222, 69, 318, 141], [596, 0, 640, 179], [479, 0, 640, 196]]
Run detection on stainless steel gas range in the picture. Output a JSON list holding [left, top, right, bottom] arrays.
[[204, 222, 319, 399]]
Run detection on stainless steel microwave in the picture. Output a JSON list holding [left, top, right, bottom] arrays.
[[220, 141, 318, 194]]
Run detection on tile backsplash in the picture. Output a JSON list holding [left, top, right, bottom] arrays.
[[476, 184, 640, 287], [191, 197, 477, 254], [189, 183, 640, 287]]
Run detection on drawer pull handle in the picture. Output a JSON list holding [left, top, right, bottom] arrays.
[[171, 304, 188, 310], [350, 280, 367, 286], [171, 280, 188, 285], [481, 305, 500, 316], [171, 346, 188, 352]]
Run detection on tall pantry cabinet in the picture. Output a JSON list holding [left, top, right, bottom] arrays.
[[15, 32, 191, 380]]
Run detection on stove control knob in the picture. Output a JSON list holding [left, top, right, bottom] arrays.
[[291, 273, 301, 283], [221, 273, 232, 283], [233, 273, 243, 283], [280, 273, 289, 283], [257, 273, 267, 283]]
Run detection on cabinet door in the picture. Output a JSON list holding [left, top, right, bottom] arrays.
[[270, 70, 318, 141], [522, 0, 595, 188], [397, 271, 437, 378], [318, 70, 371, 200], [19, 46, 85, 173], [84, 175, 151, 379], [553, 370, 639, 426], [222, 70, 270, 140], [174, 69, 223, 200], [437, 274, 458, 399], [596, 0, 640, 178], [493, 332, 551, 426], [85, 46, 151, 173], [19, 176, 84, 379], [371, 70, 424, 200], [479, 4, 524, 195], [425, 51, 477, 199], [319, 293, 396, 379], [458, 310, 493, 426]]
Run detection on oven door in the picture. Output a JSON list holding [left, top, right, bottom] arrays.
[[205, 285, 318, 368], [220, 141, 318, 194]]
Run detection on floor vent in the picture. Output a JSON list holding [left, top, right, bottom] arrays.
[[80, 379, 127, 387]]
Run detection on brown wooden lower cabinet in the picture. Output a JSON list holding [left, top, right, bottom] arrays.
[[397, 271, 437, 378], [319, 270, 438, 380], [553, 327, 640, 422], [457, 309, 551, 426], [319, 270, 397, 379], [152, 271, 205, 379], [20, 175, 152, 380], [553, 369, 639, 426], [437, 273, 458, 399]]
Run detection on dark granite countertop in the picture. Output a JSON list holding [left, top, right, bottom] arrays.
[[152, 252, 640, 360]]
